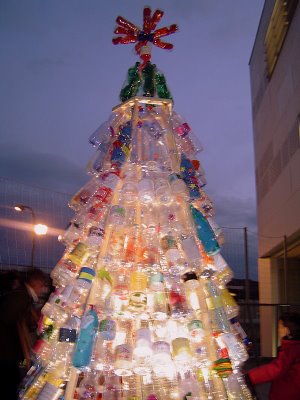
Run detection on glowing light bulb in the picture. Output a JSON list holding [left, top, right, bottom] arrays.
[[34, 224, 48, 235]]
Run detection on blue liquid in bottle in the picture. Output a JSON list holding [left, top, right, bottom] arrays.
[[72, 308, 98, 368], [190, 205, 220, 255]]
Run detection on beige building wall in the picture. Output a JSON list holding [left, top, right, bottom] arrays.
[[249, 0, 300, 356]]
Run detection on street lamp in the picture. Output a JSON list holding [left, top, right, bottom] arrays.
[[14, 204, 48, 267]]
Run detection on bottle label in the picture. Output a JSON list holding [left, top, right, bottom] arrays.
[[59, 328, 77, 343], [94, 186, 112, 203], [188, 319, 203, 331], [129, 292, 147, 309], [88, 226, 105, 238], [176, 122, 190, 137], [99, 319, 116, 340], [230, 318, 247, 339], [160, 234, 178, 251], [36, 382, 62, 400], [69, 243, 89, 265], [78, 267, 96, 282], [206, 296, 223, 310], [152, 341, 170, 354], [121, 144, 130, 157], [110, 205, 125, 217], [115, 344, 132, 361]]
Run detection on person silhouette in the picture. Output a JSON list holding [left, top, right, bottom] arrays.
[[0, 268, 48, 400]]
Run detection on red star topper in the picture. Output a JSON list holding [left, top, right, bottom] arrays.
[[112, 7, 178, 69]]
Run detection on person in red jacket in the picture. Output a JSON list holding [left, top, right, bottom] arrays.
[[247, 312, 300, 400]]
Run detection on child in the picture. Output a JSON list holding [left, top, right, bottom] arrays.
[[247, 312, 300, 400]]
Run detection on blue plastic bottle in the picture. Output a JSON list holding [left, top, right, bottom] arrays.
[[72, 308, 98, 368], [190, 205, 220, 255]]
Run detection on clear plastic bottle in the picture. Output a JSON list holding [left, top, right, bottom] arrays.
[[180, 234, 202, 264], [148, 279, 168, 319], [219, 287, 239, 320], [59, 221, 84, 247], [82, 198, 110, 226], [99, 318, 117, 341], [138, 176, 155, 204], [50, 257, 79, 288], [207, 216, 224, 245], [168, 282, 189, 317], [212, 253, 233, 285], [121, 179, 138, 204], [33, 317, 59, 363], [55, 258, 96, 315], [114, 343, 133, 377], [223, 372, 246, 400], [68, 242, 91, 266], [55, 314, 80, 374], [152, 374, 179, 399], [140, 230, 160, 269], [35, 362, 66, 400], [203, 279, 231, 332], [168, 173, 188, 199], [133, 327, 153, 375], [92, 274, 112, 311], [89, 117, 115, 147], [160, 233, 182, 264], [123, 226, 141, 263], [155, 177, 172, 205], [40, 300, 68, 326], [113, 319, 134, 376], [128, 268, 148, 312], [111, 269, 129, 312], [78, 369, 100, 400], [102, 374, 122, 400], [107, 205, 126, 226], [69, 177, 101, 211], [188, 319, 206, 344], [178, 372, 200, 399], [217, 333, 248, 367], [230, 317, 251, 346], [85, 223, 105, 254], [151, 340, 172, 369], [87, 138, 112, 175], [18, 355, 46, 399], [140, 120, 168, 171], [171, 112, 203, 158], [92, 334, 115, 372], [184, 278, 207, 313]]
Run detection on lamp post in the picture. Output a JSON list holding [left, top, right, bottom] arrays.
[[14, 204, 48, 267]]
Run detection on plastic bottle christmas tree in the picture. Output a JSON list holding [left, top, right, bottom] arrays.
[[19, 7, 254, 400]]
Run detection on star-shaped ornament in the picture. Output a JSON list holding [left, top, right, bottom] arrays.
[[113, 7, 178, 69]]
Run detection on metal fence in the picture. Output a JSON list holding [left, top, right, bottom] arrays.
[[0, 177, 73, 273], [239, 303, 300, 359]]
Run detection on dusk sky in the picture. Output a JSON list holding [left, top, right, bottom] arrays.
[[0, 0, 264, 235]]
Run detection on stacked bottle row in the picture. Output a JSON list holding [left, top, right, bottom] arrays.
[[87, 105, 204, 175]]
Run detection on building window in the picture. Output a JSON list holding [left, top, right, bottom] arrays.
[[264, 0, 298, 78]]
